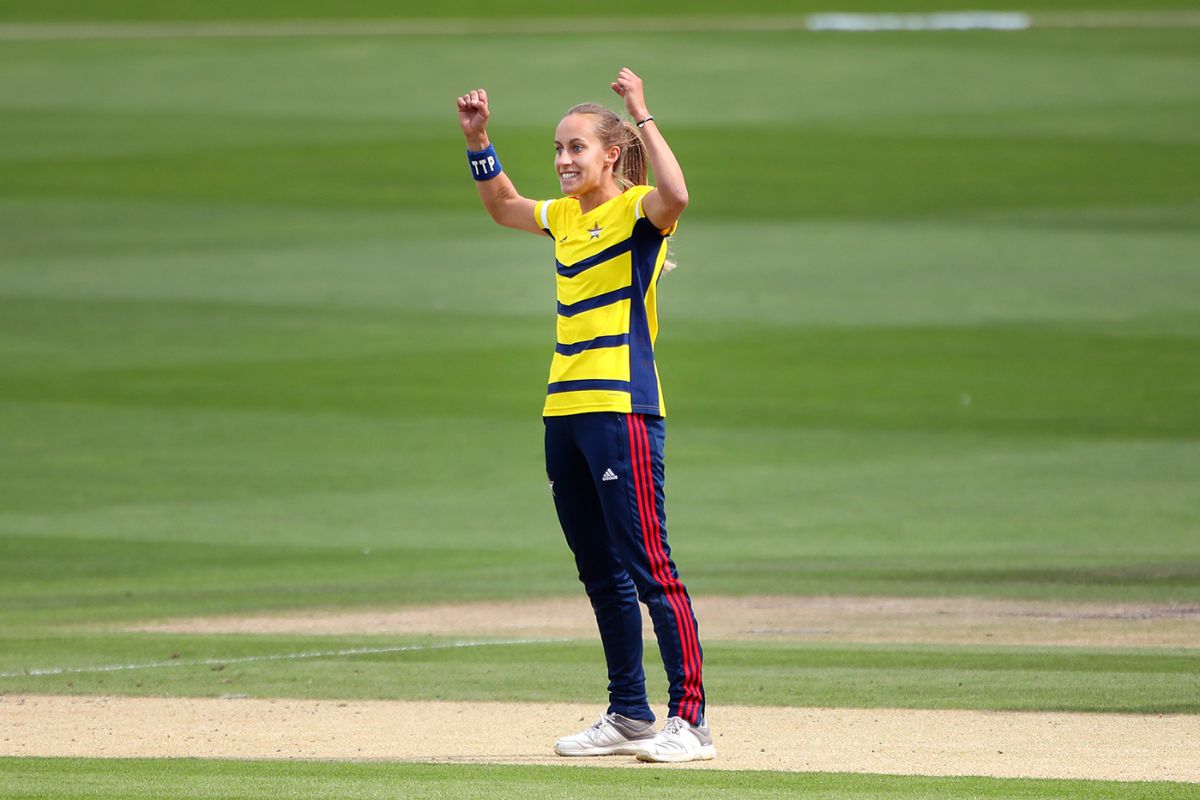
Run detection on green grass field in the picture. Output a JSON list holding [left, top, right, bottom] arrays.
[[2, 1, 1199, 797], [7, 759, 1200, 800], [5, 635, 1200, 713]]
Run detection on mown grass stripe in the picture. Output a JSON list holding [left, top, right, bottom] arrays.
[[2, 758, 1198, 800], [0, 638, 567, 679], [2, 12, 1200, 40]]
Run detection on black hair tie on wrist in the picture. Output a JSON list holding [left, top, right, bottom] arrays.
[[636, 115, 655, 128]]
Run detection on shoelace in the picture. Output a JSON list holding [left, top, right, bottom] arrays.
[[661, 717, 688, 736], [583, 715, 612, 739]]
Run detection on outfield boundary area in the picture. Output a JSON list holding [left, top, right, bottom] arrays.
[[2, 11, 1199, 40], [2, 694, 1198, 782]]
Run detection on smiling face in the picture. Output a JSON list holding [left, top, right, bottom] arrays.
[[554, 113, 620, 197]]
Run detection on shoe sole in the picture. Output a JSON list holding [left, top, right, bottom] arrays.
[[555, 740, 655, 757], [636, 744, 717, 763]]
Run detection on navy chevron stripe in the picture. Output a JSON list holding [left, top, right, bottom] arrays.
[[554, 334, 629, 357], [556, 239, 634, 278], [546, 379, 630, 395], [557, 286, 633, 318]]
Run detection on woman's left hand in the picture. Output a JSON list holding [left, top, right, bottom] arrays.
[[611, 67, 649, 121]]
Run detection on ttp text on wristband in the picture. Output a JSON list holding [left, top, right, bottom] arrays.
[[467, 144, 503, 181]]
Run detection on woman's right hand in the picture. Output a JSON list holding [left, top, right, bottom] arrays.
[[457, 89, 491, 148]]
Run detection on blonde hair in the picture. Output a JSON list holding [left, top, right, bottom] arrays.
[[565, 102, 646, 189], [564, 103, 676, 273]]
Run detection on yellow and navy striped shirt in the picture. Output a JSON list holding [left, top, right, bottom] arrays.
[[534, 185, 677, 418]]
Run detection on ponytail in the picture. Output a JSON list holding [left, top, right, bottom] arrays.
[[616, 120, 647, 190]]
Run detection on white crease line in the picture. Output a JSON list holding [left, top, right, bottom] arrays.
[[0, 637, 568, 679], [808, 12, 1030, 31]]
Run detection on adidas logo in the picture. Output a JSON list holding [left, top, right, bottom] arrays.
[[601, 468, 619, 482]]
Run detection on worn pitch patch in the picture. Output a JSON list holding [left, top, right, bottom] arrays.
[[2, 695, 1198, 782], [123, 595, 1200, 649]]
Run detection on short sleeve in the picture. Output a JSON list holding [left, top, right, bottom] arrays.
[[534, 199, 556, 238], [632, 186, 678, 237]]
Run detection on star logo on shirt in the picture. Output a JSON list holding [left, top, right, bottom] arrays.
[[587, 224, 603, 240]]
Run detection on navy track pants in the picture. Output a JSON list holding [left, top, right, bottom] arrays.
[[544, 412, 705, 725]]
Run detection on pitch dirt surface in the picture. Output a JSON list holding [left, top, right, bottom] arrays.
[[10, 596, 1196, 782], [3, 694, 1199, 782], [126, 595, 1200, 648]]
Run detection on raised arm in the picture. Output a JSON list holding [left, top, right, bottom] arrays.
[[457, 88, 542, 235], [611, 68, 688, 230]]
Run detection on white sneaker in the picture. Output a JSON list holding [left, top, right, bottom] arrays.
[[554, 713, 657, 757], [635, 716, 716, 763]]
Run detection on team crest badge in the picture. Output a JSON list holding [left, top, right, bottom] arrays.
[[588, 224, 603, 240]]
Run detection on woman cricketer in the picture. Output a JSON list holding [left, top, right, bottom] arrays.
[[456, 68, 712, 764]]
